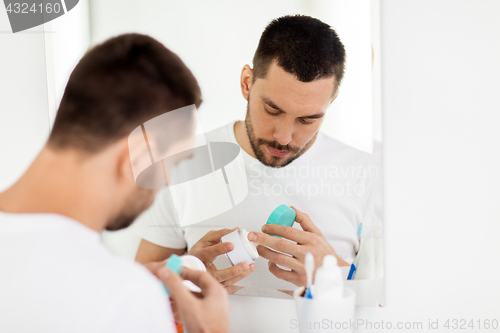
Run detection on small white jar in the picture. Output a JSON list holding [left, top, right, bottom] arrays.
[[165, 254, 206, 293], [220, 229, 259, 265]]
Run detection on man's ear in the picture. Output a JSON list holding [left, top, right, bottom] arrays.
[[240, 65, 253, 101], [116, 138, 135, 186], [330, 87, 340, 105]]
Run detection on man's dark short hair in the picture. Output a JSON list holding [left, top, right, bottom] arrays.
[[252, 15, 346, 89], [48, 33, 202, 153]]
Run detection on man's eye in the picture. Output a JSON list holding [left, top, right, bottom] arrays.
[[299, 118, 315, 125], [265, 108, 280, 116]]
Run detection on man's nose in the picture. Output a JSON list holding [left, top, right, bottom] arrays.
[[273, 117, 294, 146]]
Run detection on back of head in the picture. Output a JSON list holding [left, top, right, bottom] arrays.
[[252, 15, 346, 88], [48, 33, 202, 153]]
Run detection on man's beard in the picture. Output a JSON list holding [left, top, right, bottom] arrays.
[[105, 188, 155, 231], [244, 97, 317, 168]]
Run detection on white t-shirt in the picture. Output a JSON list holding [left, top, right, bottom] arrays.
[[136, 121, 381, 294], [0, 211, 176, 333]]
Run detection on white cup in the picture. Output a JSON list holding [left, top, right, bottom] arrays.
[[293, 286, 356, 333]]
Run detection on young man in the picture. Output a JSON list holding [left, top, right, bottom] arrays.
[[0, 34, 229, 333], [135, 15, 381, 293]]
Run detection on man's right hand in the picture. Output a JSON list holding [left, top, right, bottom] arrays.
[[188, 228, 255, 291], [159, 266, 230, 333]]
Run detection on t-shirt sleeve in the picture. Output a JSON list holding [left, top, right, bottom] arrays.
[[134, 188, 187, 249], [101, 276, 176, 333]]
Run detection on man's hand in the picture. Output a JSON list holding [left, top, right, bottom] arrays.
[[187, 228, 255, 290], [156, 264, 230, 333], [247, 206, 349, 286]]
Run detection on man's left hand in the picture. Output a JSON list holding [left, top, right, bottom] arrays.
[[248, 206, 349, 287]]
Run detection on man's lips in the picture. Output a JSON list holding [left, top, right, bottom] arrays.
[[266, 145, 290, 157]]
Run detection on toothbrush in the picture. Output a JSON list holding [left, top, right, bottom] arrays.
[[304, 252, 314, 298], [348, 223, 365, 280]]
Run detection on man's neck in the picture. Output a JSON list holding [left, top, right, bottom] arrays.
[[0, 147, 112, 232], [234, 120, 257, 159]]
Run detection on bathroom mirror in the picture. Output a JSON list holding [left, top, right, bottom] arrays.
[[88, 0, 384, 305]]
